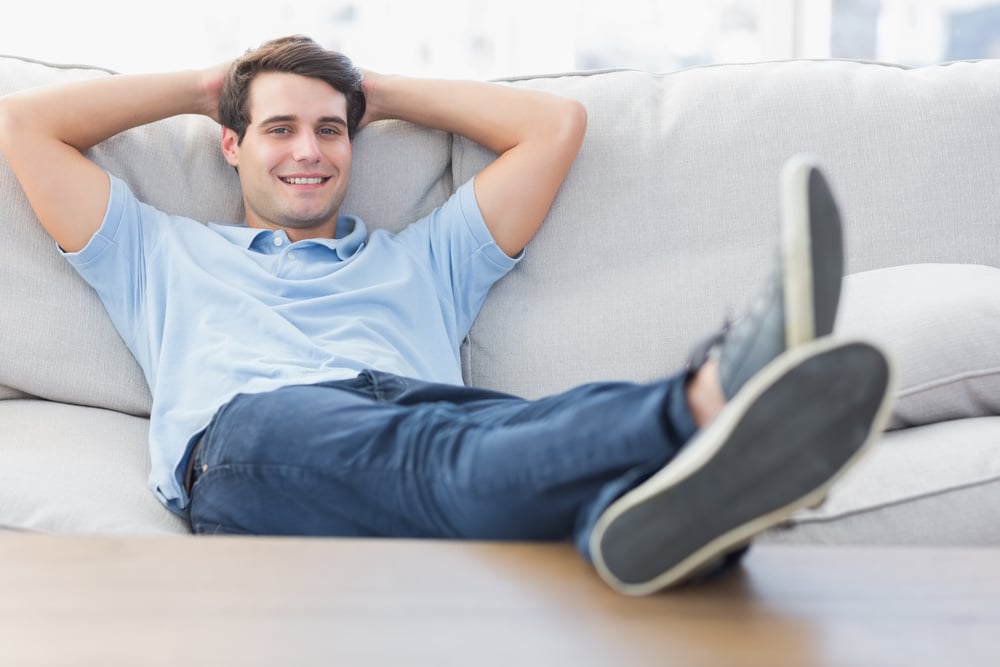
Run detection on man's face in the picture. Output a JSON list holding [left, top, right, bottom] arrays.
[[222, 72, 353, 240]]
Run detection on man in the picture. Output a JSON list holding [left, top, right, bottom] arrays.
[[0, 35, 893, 596]]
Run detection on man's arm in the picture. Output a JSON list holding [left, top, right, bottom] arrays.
[[360, 73, 587, 257], [0, 64, 226, 253]]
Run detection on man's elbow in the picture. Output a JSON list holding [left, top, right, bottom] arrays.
[[0, 95, 33, 157], [0, 97, 13, 154], [534, 98, 587, 181], [560, 98, 588, 152]]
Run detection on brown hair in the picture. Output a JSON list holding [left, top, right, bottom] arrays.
[[219, 35, 366, 143]]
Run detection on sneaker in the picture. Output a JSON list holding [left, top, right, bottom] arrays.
[[688, 155, 844, 399], [589, 337, 895, 596]]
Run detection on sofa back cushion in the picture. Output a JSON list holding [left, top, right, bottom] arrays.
[[454, 61, 1000, 398], [0, 55, 453, 414]]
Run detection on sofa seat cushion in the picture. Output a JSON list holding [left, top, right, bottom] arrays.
[[0, 400, 188, 534], [3, 402, 995, 544], [763, 416, 1000, 545]]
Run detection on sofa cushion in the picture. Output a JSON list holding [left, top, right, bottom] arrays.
[[836, 263, 1000, 430], [762, 417, 1000, 545], [0, 399, 188, 534], [0, 55, 453, 415], [453, 60, 1000, 398]]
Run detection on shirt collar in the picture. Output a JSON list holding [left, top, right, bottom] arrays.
[[207, 215, 368, 261]]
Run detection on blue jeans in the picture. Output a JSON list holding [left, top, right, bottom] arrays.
[[186, 369, 698, 559]]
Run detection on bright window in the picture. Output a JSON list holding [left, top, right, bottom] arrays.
[[4, 1, 999, 76]]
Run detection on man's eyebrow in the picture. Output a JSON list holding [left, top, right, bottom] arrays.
[[259, 114, 297, 125], [319, 116, 349, 127], [258, 114, 347, 127]]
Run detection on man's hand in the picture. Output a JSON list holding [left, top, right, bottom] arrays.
[[199, 60, 235, 124], [356, 68, 385, 132]]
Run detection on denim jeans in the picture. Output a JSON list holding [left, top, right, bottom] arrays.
[[186, 369, 698, 559]]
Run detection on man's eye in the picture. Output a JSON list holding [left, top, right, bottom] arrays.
[[319, 127, 340, 136], [270, 127, 290, 135]]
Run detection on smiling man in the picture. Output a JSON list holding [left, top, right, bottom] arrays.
[[0, 35, 893, 595], [222, 72, 355, 239]]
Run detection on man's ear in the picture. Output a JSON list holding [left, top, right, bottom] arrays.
[[221, 127, 240, 167]]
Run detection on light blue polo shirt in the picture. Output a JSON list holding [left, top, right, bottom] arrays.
[[64, 173, 519, 513]]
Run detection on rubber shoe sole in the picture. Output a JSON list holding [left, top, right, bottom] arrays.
[[780, 154, 843, 346], [718, 156, 844, 398], [590, 337, 895, 596]]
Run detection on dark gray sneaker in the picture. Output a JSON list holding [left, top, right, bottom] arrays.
[[689, 155, 844, 399], [589, 338, 895, 596]]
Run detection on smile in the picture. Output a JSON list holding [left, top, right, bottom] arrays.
[[280, 176, 328, 185]]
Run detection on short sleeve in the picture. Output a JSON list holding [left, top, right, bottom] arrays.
[[395, 177, 522, 337]]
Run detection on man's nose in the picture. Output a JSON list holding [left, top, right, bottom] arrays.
[[292, 132, 322, 161]]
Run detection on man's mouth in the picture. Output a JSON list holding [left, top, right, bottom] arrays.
[[280, 176, 329, 185]]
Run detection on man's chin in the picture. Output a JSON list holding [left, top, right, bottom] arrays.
[[278, 208, 340, 229], [280, 218, 328, 230], [270, 213, 341, 239]]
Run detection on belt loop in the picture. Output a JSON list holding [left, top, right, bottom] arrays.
[[183, 432, 205, 495]]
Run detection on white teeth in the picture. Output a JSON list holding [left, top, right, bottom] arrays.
[[282, 177, 325, 185]]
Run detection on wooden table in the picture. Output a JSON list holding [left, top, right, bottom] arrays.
[[0, 535, 996, 666]]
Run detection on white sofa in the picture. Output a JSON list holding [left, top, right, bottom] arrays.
[[2, 54, 999, 543]]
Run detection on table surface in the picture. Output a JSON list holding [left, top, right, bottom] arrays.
[[0, 534, 996, 667]]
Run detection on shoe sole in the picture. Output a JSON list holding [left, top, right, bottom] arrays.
[[780, 156, 844, 346], [589, 337, 895, 596]]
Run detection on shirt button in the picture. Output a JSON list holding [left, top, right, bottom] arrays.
[[273, 237, 284, 247]]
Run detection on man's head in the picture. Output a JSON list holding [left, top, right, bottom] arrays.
[[218, 35, 366, 240], [219, 35, 366, 143]]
